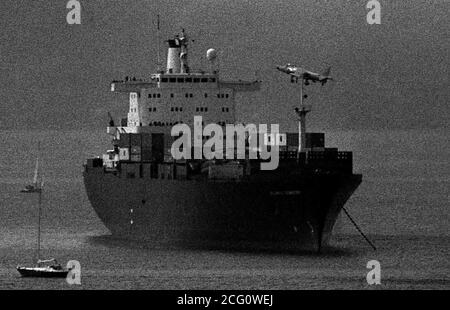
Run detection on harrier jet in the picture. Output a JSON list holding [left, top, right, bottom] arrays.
[[277, 64, 333, 86]]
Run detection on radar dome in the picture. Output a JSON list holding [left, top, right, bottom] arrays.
[[206, 48, 217, 61]]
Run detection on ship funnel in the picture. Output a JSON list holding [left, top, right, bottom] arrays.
[[166, 38, 181, 74], [206, 48, 218, 73]]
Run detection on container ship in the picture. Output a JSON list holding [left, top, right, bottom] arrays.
[[83, 30, 362, 252]]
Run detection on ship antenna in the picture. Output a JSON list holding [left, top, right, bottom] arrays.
[[156, 14, 161, 73]]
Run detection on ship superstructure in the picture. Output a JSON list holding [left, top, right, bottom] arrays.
[[83, 30, 361, 252]]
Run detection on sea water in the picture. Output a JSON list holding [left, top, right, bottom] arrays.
[[0, 129, 448, 289]]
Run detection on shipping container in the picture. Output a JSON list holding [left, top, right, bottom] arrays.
[[119, 148, 130, 161], [130, 133, 141, 147], [121, 163, 138, 178], [142, 163, 152, 178], [141, 148, 152, 161], [87, 158, 103, 168], [306, 133, 325, 148], [130, 154, 141, 162], [141, 133, 152, 148], [158, 164, 174, 179], [164, 153, 174, 162], [118, 133, 131, 148], [208, 163, 244, 180], [286, 133, 299, 147], [175, 164, 188, 179], [311, 147, 325, 152], [152, 133, 164, 162], [130, 145, 141, 155]]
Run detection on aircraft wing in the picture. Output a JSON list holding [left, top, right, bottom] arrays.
[[302, 71, 317, 80], [290, 72, 304, 78]]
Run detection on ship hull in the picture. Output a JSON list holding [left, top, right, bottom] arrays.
[[83, 166, 361, 252]]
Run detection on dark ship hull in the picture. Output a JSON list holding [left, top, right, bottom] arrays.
[[83, 164, 361, 252]]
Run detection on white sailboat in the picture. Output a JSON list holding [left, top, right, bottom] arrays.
[[17, 161, 70, 278]]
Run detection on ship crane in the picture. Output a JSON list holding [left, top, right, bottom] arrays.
[[294, 75, 312, 156]]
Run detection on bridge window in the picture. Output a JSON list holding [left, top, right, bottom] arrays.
[[209, 78, 216, 83], [193, 78, 200, 83], [169, 78, 176, 83], [201, 78, 208, 83], [177, 78, 184, 83], [161, 78, 168, 83], [185, 78, 192, 83]]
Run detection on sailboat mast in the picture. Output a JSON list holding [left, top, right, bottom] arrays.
[[33, 142, 40, 186], [36, 142, 42, 262], [37, 181, 42, 262]]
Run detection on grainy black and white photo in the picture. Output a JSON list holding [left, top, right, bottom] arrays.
[[0, 0, 448, 294]]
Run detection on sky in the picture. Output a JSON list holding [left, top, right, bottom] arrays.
[[0, 0, 448, 130]]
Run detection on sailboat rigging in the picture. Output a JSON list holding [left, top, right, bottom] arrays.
[[21, 142, 42, 193], [17, 146, 71, 278]]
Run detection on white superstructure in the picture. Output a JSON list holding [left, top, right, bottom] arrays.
[[109, 30, 261, 136]]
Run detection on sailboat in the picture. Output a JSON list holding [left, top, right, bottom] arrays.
[[21, 143, 42, 193], [17, 174, 70, 278]]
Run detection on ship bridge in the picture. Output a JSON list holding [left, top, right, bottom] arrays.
[[110, 73, 260, 92], [108, 30, 261, 132]]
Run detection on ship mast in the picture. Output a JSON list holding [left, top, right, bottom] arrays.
[[156, 14, 162, 73], [295, 79, 311, 157]]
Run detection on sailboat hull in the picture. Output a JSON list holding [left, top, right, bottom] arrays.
[[16, 266, 69, 278], [20, 187, 41, 193]]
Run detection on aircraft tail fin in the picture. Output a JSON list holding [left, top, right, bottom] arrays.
[[321, 66, 331, 77]]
